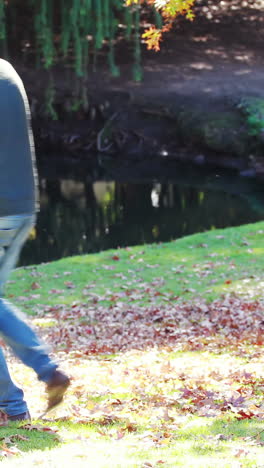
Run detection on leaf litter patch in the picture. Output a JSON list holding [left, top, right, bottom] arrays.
[[4, 293, 264, 464], [37, 294, 264, 357], [31, 293, 264, 424]]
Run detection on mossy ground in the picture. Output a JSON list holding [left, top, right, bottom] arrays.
[[177, 105, 262, 157]]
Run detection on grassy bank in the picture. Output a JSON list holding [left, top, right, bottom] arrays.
[[1, 221, 264, 467], [8, 220, 264, 311]]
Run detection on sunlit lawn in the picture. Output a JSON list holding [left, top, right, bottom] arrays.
[[1, 221, 264, 466], [7, 221, 264, 312], [2, 348, 264, 467]]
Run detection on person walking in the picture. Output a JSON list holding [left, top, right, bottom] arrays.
[[0, 59, 70, 421]]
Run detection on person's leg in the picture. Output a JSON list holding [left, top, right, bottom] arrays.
[[0, 346, 28, 417], [0, 215, 69, 418], [0, 214, 57, 379], [0, 298, 58, 382], [0, 214, 36, 294]]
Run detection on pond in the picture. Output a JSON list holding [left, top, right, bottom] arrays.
[[19, 157, 264, 266]]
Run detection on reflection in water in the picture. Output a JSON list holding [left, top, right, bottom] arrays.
[[20, 177, 264, 266]]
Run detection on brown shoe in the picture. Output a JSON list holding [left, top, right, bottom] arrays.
[[46, 370, 70, 412]]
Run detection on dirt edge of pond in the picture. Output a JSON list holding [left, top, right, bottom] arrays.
[[28, 81, 264, 181]]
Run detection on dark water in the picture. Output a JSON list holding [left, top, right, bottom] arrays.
[[20, 158, 264, 266]]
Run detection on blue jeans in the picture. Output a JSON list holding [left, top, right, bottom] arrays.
[[0, 214, 57, 416]]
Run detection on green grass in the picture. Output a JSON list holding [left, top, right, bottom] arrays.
[[1, 416, 264, 467], [7, 220, 264, 314], [0, 421, 59, 450]]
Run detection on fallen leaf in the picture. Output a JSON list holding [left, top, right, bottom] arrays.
[[19, 423, 58, 434], [31, 282, 41, 290]]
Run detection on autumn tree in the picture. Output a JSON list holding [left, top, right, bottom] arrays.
[[126, 0, 196, 51]]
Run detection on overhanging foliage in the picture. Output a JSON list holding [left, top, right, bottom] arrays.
[[0, 1, 196, 78]]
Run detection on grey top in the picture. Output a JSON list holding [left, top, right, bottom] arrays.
[[0, 59, 38, 217]]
